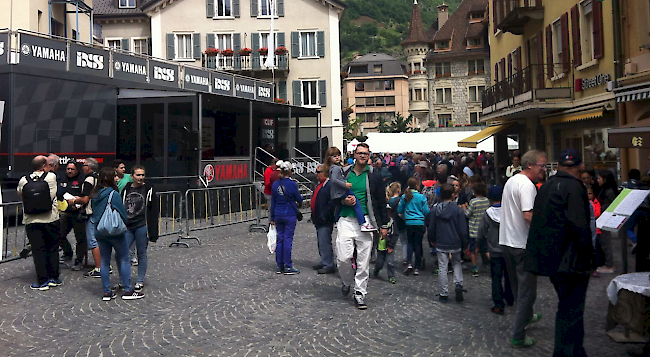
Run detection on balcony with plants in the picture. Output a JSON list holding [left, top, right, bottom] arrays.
[[202, 46, 289, 72]]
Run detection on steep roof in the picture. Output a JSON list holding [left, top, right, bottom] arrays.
[[94, 0, 155, 17], [343, 53, 407, 78], [401, 0, 430, 46], [426, 0, 489, 61], [425, 18, 439, 40]]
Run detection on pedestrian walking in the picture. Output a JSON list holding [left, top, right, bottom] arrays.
[[122, 165, 158, 292], [387, 182, 408, 266], [374, 186, 400, 284], [500, 150, 547, 348], [270, 161, 304, 275], [311, 164, 337, 274], [91, 167, 143, 301], [428, 183, 468, 303], [525, 149, 593, 357], [465, 181, 490, 277], [113, 160, 133, 194], [335, 143, 389, 310], [595, 170, 618, 274], [477, 185, 514, 315], [17, 156, 61, 290], [398, 177, 430, 276]]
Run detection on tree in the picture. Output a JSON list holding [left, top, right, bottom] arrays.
[[344, 116, 363, 141], [377, 116, 392, 133], [385, 113, 419, 133]]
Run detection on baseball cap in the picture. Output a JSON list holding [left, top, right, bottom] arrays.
[[488, 186, 503, 201], [418, 161, 428, 168], [275, 160, 284, 170], [558, 148, 582, 167]]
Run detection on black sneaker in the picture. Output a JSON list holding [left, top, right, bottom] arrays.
[[403, 265, 413, 275], [317, 267, 336, 274], [413, 269, 420, 276], [85, 268, 101, 278], [71, 262, 83, 271], [455, 283, 464, 302], [134, 283, 144, 292], [102, 291, 117, 301], [284, 267, 300, 275], [354, 291, 367, 310], [122, 291, 145, 300], [312, 264, 324, 270], [341, 284, 351, 296], [47, 278, 63, 287], [276, 266, 284, 274], [439, 295, 448, 303], [372, 268, 380, 278], [59, 255, 73, 264]]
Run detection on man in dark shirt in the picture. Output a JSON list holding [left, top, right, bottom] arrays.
[[311, 165, 336, 274], [58, 162, 87, 270], [525, 148, 593, 357]]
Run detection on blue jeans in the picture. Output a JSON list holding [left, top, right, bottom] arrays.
[[86, 219, 98, 249], [316, 225, 334, 269], [275, 215, 297, 269], [96, 231, 131, 294], [125, 225, 148, 284]]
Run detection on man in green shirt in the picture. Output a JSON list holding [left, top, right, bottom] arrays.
[[336, 143, 389, 310], [113, 160, 133, 193]]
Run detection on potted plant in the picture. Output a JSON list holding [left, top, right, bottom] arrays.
[[239, 48, 252, 56], [204, 47, 219, 57], [407, 70, 412, 75], [274, 98, 287, 104], [221, 48, 234, 57], [274, 46, 287, 55], [414, 69, 422, 74], [258, 47, 268, 55]]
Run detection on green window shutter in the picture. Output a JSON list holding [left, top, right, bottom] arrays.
[[250, 0, 258, 17], [291, 32, 299, 58], [318, 80, 326, 107], [279, 80, 287, 100], [277, 32, 285, 47], [146, 38, 152, 55], [166, 33, 175, 59], [193, 33, 201, 59], [121, 39, 129, 51], [206, 0, 214, 17], [251, 33, 259, 50], [317, 31, 325, 58], [206, 33, 215, 49], [233, 0, 240, 17], [251, 32, 260, 70], [277, 0, 284, 16], [233, 33, 241, 52], [292, 81, 301, 106]]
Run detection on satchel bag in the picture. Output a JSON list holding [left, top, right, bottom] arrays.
[[279, 184, 303, 221], [96, 191, 127, 236]]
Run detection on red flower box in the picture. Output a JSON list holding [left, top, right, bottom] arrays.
[[258, 47, 269, 55], [239, 48, 252, 56], [221, 48, 234, 57], [204, 47, 219, 57], [274, 46, 287, 55]]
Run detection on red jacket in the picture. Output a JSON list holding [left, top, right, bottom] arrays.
[[592, 198, 602, 235], [263, 166, 279, 195]]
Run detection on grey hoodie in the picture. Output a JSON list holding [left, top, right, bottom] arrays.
[[427, 201, 468, 252], [477, 205, 502, 257]]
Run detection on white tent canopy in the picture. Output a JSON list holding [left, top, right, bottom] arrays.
[[352, 131, 517, 153]]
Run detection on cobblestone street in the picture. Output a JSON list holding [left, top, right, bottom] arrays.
[[0, 221, 643, 356]]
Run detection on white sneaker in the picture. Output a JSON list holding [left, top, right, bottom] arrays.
[[360, 216, 377, 232]]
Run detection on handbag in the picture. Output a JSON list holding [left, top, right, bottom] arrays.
[[279, 184, 303, 221], [96, 191, 127, 236], [267, 225, 277, 254]]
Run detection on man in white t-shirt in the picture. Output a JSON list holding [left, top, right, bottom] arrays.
[[499, 149, 547, 348]]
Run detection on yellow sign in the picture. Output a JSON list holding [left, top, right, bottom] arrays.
[[632, 136, 643, 147]]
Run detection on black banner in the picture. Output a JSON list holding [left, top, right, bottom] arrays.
[[70, 44, 110, 78], [184, 67, 211, 92], [112, 52, 148, 84], [235, 77, 256, 99], [0, 32, 8, 65], [149, 60, 179, 87], [211, 71, 234, 97], [256, 81, 274, 102], [19, 34, 67, 71]]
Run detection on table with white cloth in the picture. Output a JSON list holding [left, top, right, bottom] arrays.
[[606, 273, 650, 343]]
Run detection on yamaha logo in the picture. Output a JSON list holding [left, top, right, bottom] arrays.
[[185, 74, 191, 82], [114, 61, 121, 71], [21, 44, 30, 56]]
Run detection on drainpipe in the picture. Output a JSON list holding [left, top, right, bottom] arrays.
[[612, 0, 627, 181]]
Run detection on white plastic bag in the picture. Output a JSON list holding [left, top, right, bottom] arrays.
[[267, 225, 277, 254]]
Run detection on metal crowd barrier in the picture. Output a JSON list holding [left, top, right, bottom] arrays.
[[153, 190, 188, 248], [0, 202, 28, 264]]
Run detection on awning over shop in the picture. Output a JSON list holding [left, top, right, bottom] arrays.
[[615, 82, 650, 103], [457, 123, 514, 148], [608, 118, 650, 148], [540, 109, 604, 125]]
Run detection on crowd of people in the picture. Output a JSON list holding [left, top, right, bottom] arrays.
[[265, 144, 650, 356], [18, 155, 157, 301]]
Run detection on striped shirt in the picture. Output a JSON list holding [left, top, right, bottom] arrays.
[[466, 197, 490, 239]]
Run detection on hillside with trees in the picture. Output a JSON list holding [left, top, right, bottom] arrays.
[[339, 0, 462, 63]]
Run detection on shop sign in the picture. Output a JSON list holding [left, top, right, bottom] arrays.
[[112, 52, 148, 83], [184, 67, 211, 92], [211, 72, 234, 96], [575, 73, 611, 92], [260, 118, 275, 147], [149, 60, 179, 87], [235, 77, 256, 99], [202, 160, 250, 186], [19, 34, 68, 71], [292, 158, 318, 176], [70, 44, 109, 78], [608, 130, 650, 148], [0, 32, 7, 65], [256, 82, 273, 102]]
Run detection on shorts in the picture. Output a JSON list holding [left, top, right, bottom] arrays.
[[85, 219, 98, 249], [468, 237, 477, 253]]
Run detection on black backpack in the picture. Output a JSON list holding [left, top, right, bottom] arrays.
[[22, 173, 53, 215]]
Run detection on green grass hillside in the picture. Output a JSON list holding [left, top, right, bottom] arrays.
[[339, 0, 462, 63]]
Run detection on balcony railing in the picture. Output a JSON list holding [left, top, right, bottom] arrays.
[[494, 0, 544, 35], [203, 54, 289, 72], [482, 64, 572, 109]]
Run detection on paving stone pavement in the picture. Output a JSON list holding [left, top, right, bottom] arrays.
[[0, 221, 644, 357]]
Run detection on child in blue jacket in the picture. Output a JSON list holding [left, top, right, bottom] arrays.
[[398, 177, 430, 276]]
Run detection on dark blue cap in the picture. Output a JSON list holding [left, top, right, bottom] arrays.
[[488, 186, 503, 201], [558, 148, 582, 167]]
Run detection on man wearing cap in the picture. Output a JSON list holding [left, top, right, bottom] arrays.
[[525, 149, 593, 357]]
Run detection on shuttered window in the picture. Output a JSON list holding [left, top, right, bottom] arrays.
[[592, 0, 604, 59], [561, 13, 570, 73], [545, 25, 553, 78], [571, 5, 582, 67]]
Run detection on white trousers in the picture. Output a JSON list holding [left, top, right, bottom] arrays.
[[336, 217, 373, 296]]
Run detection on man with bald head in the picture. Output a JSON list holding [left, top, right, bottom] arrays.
[[17, 156, 61, 290]]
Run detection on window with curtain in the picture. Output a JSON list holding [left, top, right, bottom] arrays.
[[300, 31, 317, 57], [119, 0, 136, 8], [215, 0, 232, 17], [259, 0, 277, 17], [301, 80, 318, 106], [133, 39, 148, 55], [175, 34, 193, 59]]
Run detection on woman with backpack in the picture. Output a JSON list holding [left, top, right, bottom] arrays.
[[91, 167, 144, 301]]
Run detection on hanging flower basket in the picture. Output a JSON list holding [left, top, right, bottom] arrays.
[[274, 98, 287, 104], [274, 46, 287, 55], [221, 48, 234, 57], [239, 48, 252, 56], [258, 47, 269, 55], [204, 47, 219, 57]]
